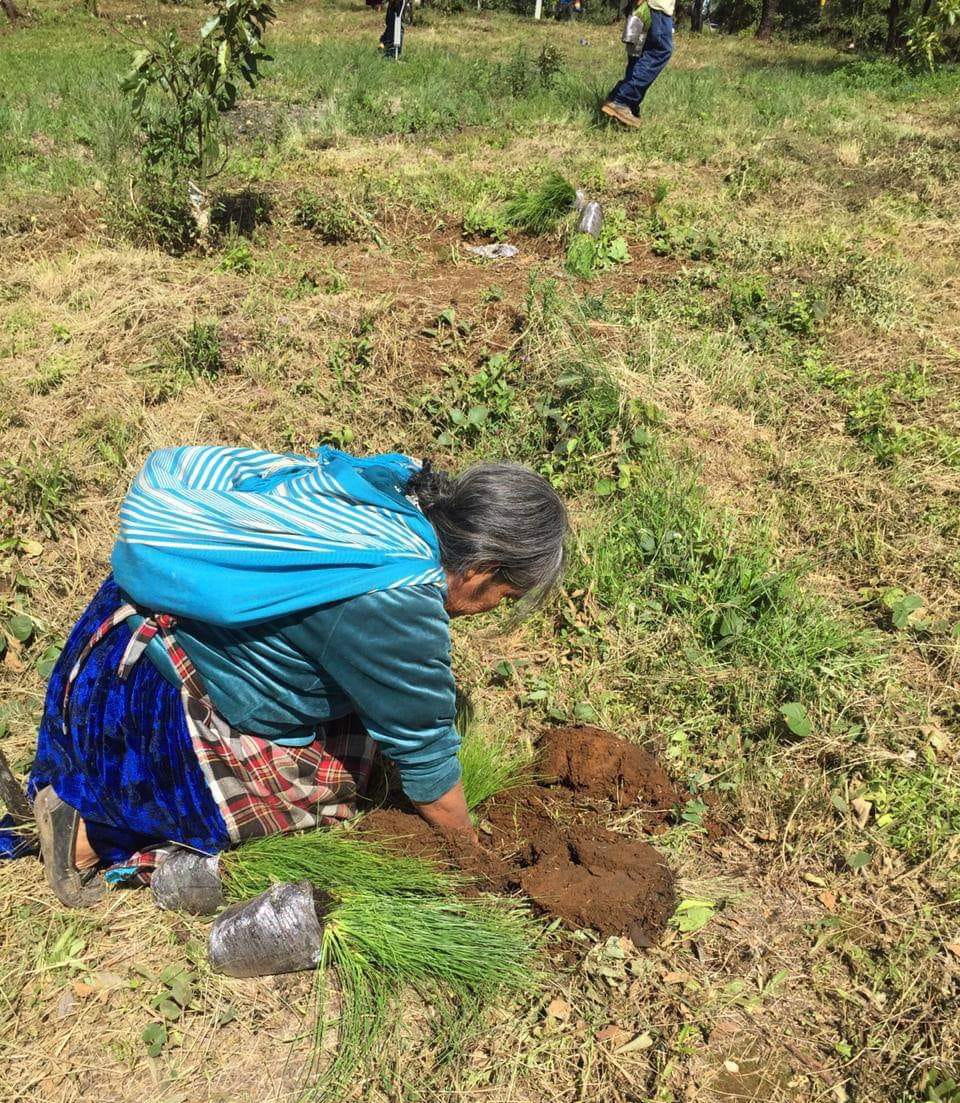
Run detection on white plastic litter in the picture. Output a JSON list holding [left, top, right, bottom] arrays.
[[466, 243, 519, 259], [577, 201, 604, 238]]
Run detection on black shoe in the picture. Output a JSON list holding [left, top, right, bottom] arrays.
[[34, 787, 104, 908]]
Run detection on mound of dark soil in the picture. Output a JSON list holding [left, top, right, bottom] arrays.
[[539, 725, 681, 823], [361, 727, 679, 946]]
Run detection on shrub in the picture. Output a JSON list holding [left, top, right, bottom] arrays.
[[119, 0, 276, 246], [293, 190, 373, 244]]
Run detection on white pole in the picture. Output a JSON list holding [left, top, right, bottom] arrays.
[[534, 0, 543, 18]]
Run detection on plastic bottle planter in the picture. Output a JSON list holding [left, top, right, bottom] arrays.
[[622, 13, 647, 56], [151, 849, 223, 916], [208, 881, 332, 979], [577, 201, 603, 238]]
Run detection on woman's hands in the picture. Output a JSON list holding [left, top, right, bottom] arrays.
[[413, 780, 479, 848]]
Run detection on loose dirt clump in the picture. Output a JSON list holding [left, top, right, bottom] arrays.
[[539, 725, 682, 823], [362, 728, 678, 946]]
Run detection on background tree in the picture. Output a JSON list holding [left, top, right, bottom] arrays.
[[886, 0, 907, 49], [756, 0, 780, 36], [122, 0, 276, 195]]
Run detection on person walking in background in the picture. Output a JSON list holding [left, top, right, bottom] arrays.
[[380, 0, 405, 58], [602, 0, 674, 129]]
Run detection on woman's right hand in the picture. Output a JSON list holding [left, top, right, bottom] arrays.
[[412, 780, 480, 848]]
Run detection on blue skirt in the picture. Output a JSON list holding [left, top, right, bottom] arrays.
[[29, 578, 230, 866]]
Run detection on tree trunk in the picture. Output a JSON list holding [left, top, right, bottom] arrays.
[[885, 0, 910, 51], [755, 0, 778, 38], [1, 0, 24, 20], [885, 0, 900, 50], [690, 0, 704, 31]]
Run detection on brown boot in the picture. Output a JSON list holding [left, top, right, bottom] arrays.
[[601, 101, 641, 129]]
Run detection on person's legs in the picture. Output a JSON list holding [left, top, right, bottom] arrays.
[[606, 11, 674, 113], [30, 578, 232, 906], [74, 818, 97, 869], [381, 0, 404, 55]]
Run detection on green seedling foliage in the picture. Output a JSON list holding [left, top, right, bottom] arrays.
[[326, 890, 536, 993], [459, 719, 534, 811], [309, 890, 540, 1101], [220, 825, 455, 902], [503, 172, 575, 235], [565, 233, 597, 279]]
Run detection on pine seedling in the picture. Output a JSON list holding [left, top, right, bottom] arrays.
[[302, 889, 542, 1101], [459, 719, 535, 811], [220, 824, 456, 902], [503, 172, 576, 235], [326, 890, 537, 994], [566, 232, 598, 279]]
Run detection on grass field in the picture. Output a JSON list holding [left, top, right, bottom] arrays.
[[2, 1, 959, 1100]]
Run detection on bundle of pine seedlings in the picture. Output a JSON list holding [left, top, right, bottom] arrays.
[[502, 171, 576, 235], [218, 723, 541, 1101]]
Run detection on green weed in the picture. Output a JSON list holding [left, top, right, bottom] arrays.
[[80, 413, 140, 475], [293, 189, 375, 244], [26, 359, 68, 396], [132, 320, 225, 403], [0, 452, 80, 539], [577, 449, 877, 708], [857, 761, 960, 864]]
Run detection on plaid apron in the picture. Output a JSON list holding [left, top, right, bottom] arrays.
[[61, 604, 376, 881]]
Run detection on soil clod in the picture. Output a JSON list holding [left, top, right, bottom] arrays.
[[362, 727, 678, 945], [539, 725, 682, 822]]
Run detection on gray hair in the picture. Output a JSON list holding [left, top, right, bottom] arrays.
[[407, 460, 569, 615]]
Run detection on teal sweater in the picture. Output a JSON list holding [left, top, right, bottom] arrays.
[[143, 584, 460, 805]]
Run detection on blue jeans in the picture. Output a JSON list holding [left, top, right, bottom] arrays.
[[609, 10, 674, 112]]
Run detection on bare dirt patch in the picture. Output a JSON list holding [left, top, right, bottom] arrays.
[[363, 726, 680, 946]]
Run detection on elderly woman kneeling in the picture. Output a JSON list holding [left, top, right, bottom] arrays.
[[28, 446, 568, 907]]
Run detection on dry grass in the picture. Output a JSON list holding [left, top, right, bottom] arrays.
[[2, 1, 960, 1101]]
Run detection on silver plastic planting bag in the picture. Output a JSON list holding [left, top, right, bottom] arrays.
[[151, 849, 223, 916], [621, 13, 647, 44], [577, 201, 603, 238], [208, 881, 331, 979]]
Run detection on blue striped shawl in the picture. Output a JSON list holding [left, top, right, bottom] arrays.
[[111, 446, 445, 627]]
